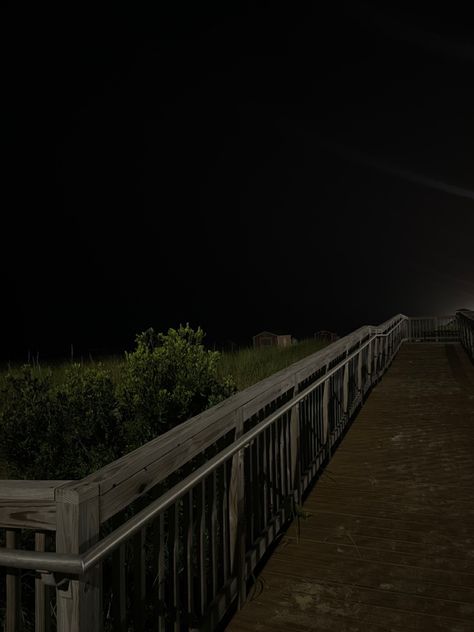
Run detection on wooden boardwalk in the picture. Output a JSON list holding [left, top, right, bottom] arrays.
[[225, 343, 474, 632]]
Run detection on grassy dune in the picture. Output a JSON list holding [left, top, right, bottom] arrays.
[[0, 339, 329, 391], [216, 338, 329, 390]]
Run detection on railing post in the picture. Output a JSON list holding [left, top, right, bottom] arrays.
[[322, 374, 331, 459], [55, 481, 102, 632], [228, 410, 246, 609]]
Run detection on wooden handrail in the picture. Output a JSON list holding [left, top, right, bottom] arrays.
[[66, 322, 383, 523]]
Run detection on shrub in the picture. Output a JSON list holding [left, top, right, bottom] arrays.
[[117, 324, 236, 451], [55, 364, 124, 478], [0, 325, 236, 479], [0, 367, 60, 479], [0, 364, 122, 480]]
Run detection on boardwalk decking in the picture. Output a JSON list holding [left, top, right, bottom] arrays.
[[225, 343, 474, 632]]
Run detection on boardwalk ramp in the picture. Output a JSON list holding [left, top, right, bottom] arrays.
[[226, 343, 474, 632]]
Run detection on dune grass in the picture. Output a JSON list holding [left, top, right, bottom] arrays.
[[216, 338, 329, 390], [0, 339, 329, 391]]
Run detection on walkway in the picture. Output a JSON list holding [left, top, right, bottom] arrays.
[[225, 343, 474, 632]]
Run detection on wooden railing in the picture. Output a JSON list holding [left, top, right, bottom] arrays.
[[406, 314, 460, 342], [458, 309, 474, 361], [0, 312, 465, 631]]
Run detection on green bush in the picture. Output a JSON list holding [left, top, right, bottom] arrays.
[[0, 325, 236, 480], [55, 364, 124, 478], [0, 364, 123, 480], [0, 367, 61, 479], [117, 324, 236, 451]]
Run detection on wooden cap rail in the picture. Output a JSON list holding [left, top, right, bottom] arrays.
[[58, 322, 386, 526], [0, 481, 71, 530]]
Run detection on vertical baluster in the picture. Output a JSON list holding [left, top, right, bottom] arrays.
[[155, 513, 166, 632], [248, 437, 256, 543], [182, 490, 194, 628], [307, 394, 312, 465], [220, 461, 229, 584], [6, 529, 21, 632], [272, 421, 280, 513], [343, 359, 349, 419], [323, 377, 330, 459], [35, 531, 52, 632], [311, 391, 316, 471], [261, 428, 268, 528], [268, 421, 275, 518], [307, 394, 313, 471], [254, 434, 262, 537], [133, 527, 146, 632], [210, 471, 218, 601], [305, 397, 311, 471], [300, 398, 307, 475], [35, 531, 45, 632], [278, 416, 286, 510], [196, 480, 207, 619], [319, 384, 324, 459], [336, 371, 341, 430], [272, 419, 281, 514], [111, 543, 127, 632], [289, 401, 301, 505], [315, 388, 321, 464], [287, 410, 293, 493], [168, 503, 180, 632], [284, 412, 291, 507], [228, 411, 246, 610]]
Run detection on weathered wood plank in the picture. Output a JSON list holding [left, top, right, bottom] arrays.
[[0, 501, 57, 531], [35, 531, 52, 632], [0, 481, 70, 530], [6, 529, 21, 632], [0, 481, 70, 499]]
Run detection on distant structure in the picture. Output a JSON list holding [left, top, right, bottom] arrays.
[[314, 330, 339, 343], [253, 331, 293, 348]]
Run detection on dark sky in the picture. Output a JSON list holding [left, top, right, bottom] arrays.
[[5, 2, 474, 360]]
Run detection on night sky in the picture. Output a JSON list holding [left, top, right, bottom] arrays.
[[5, 2, 474, 361]]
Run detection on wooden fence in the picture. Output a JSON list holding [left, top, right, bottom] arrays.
[[0, 311, 471, 631]]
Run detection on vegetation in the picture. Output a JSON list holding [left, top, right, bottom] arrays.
[[0, 329, 329, 631], [0, 325, 236, 480], [217, 338, 328, 390], [0, 329, 328, 480]]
